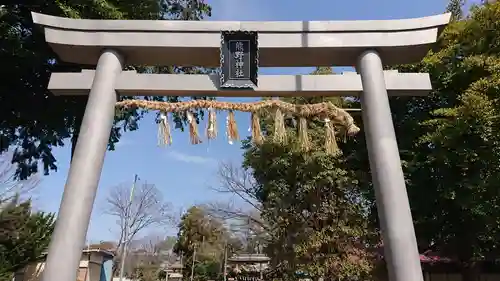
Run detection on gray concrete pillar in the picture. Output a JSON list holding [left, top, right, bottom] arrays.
[[41, 49, 123, 281], [357, 50, 423, 281]]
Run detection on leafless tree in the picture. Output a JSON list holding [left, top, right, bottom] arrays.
[[136, 233, 177, 261], [137, 234, 163, 254], [119, 233, 179, 278], [204, 161, 271, 250], [207, 161, 262, 221], [169, 206, 187, 227], [130, 234, 163, 268], [0, 151, 40, 203], [215, 161, 260, 210], [104, 181, 173, 256]]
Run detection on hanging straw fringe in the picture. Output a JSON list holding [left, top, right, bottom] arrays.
[[116, 99, 360, 135], [186, 111, 202, 145], [297, 117, 311, 152], [273, 108, 287, 144], [324, 118, 341, 157], [158, 112, 172, 146], [251, 112, 264, 145], [116, 99, 361, 152], [206, 107, 217, 140], [226, 110, 239, 145]]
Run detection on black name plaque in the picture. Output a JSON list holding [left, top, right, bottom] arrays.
[[219, 31, 258, 89]]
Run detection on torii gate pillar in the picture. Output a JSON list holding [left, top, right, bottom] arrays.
[[358, 49, 423, 281], [42, 49, 124, 281], [31, 11, 450, 281]]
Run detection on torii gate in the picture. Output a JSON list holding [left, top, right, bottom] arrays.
[[31, 12, 450, 281]]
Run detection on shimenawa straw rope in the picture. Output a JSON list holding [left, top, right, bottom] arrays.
[[116, 99, 360, 155]]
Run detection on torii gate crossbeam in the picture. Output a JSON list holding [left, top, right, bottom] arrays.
[[31, 12, 450, 281]]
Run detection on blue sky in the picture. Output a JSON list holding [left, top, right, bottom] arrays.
[[33, 0, 470, 243]]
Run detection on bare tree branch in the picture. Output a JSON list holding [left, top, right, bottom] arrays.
[[103, 181, 173, 252], [0, 151, 39, 203], [203, 201, 266, 230], [204, 161, 275, 250], [138, 234, 163, 255], [169, 206, 186, 227], [205, 161, 267, 233], [214, 161, 262, 212]]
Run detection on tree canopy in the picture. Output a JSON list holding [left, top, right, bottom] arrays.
[[240, 3, 500, 277], [0, 0, 212, 179], [0, 198, 55, 281], [174, 206, 240, 281], [347, 2, 500, 281], [4, 2, 500, 281], [241, 67, 375, 280], [400, 0, 500, 270]]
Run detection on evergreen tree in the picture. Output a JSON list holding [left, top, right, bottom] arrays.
[[174, 206, 232, 281], [242, 67, 375, 280], [0, 0, 212, 179], [348, 3, 500, 281], [446, 0, 465, 21], [0, 199, 55, 281]]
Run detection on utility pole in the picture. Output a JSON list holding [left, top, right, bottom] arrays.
[[180, 252, 183, 275], [223, 241, 228, 281], [190, 235, 205, 281], [190, 245, 197, 281], [258, 244, 263, 281], [118, 174, 139, 281]]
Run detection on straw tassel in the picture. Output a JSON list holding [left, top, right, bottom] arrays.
[[186, 111, 202, 145], [297, 117, 311, 152], [116, 99, 362, 153], [273, 108, 287, 144], [251, 112, 264, 145], [158, 112, 172, 146], [206, 107, 217, 140], [226, 110, 239, 145], [324, 118, 341, 156]]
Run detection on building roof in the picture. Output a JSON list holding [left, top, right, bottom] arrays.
[[228, 254, 270, 263], [39, 248, 115, 260]]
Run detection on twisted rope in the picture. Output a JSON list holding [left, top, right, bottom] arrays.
[[115, 99, 360, 136]]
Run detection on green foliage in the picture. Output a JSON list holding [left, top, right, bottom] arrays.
[[174, 206, 232, 281], [193, 260, 222, 281], [406, 2, 500, 262], [244, 3, 500, 280], [0, 0, 212, 179], [243, 143, 374, 280], [242, 67, 375, 280], [0, 199, 55, 281], [446, 0, 466, 21], [131, 265, 161, 281], [348, 3, 500, 279], [158, 236, 177, 252]]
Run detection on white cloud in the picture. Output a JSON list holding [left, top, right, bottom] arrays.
[[168, 150, 216, 165]]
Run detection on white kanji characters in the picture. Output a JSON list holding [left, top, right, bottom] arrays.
[[235, 69, 245, 78], [235, 41, 244, 52], [236, 61, 245, 68], [233, 51, 244, 60], [230, 41, 248, 79]]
